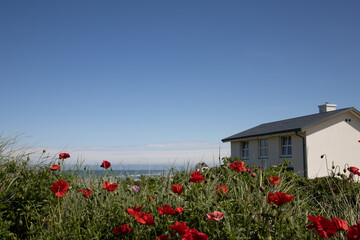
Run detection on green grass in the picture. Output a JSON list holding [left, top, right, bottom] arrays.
[[0, 136, 359, 239]]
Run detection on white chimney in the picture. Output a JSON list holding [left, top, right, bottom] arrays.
[[318, 102, 337, 113]]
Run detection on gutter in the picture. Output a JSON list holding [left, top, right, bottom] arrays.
[[296, 131, 307, 178], [222, 128, 302, 142]]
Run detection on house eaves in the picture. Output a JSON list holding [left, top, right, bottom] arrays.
[[222, 128, 302, 142]]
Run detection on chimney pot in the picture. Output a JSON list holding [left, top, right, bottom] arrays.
[[318, 103, 337, 113]]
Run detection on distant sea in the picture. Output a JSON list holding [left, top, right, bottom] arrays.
[[62, 164, 188, 180], [61, 162, 217, 179], [66, 169, 169, 180]]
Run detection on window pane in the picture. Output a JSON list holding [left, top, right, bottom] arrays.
[[288, 137, 291, 145], [288, 146, 292, 155]]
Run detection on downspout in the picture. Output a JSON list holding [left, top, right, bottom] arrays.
[[296, 131, 308, 178]]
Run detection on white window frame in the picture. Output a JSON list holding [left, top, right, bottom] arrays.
[[259, 139, 268, 158], [281, 136, 292, 157], [241, 141, 249, 159]]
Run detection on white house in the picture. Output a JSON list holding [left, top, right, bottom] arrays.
[[222, 103, 360, 178]]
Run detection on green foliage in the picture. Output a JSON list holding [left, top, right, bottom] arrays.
[[0, 138, 359, 239]]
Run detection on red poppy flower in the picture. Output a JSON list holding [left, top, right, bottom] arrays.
[[50, 164, 60, 171], [158, 205, 176, 215], [156, 235, 169, 240], [267, 192, 294, 206], [171, 184, 183, 195], [51, 180, 69, 197], [206, 211, 224, 221], [216, 185, 228, 195], [170, 221, 189, 234], [59, 153, 70, 159], [146, 195, 156, 203], [188, 171, 206, 183], [136, 212, 155, 225], [332, 217, 349, 231], [131, 203, 143, 212], [269, 176, 281, 185], [181, 228, 208, 240], [127, 208, 142, 219], [103, 182, 118, 191], [176, 207, 184, 214], [348, 166, 360, 175], [100, 160, 111, 169], [77, 187, 92, 197], [112, 224, 131, 235], [229, 161, 247, 172], [306, 215, 337, 239], [347, 222, 360, 240]]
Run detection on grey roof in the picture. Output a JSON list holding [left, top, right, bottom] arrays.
[[222, 107, 360, 142]]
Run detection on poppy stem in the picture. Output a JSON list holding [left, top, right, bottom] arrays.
[[57, 196, 62, 224]]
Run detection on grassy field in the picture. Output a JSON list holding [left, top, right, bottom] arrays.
[[0, 136, 359, 239]]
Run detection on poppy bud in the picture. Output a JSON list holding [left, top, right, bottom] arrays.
[[43, 149, 46, 153], [321, 155, 325, 158], [251, 173, 256, 177], [260, 186, 265, 192], [25, 205, 31, 212], [343, 168, 347, 173]]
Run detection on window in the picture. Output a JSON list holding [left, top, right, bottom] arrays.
[[281, 136, 292, 156], [241, 141, 249, 159], [259, 139, 268, 158]]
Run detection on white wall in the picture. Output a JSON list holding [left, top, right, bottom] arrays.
[[229, 134, 305, 175], [266, 134, 304, 176], [306, 111, 360, 178], [230, 141, 241, 159]]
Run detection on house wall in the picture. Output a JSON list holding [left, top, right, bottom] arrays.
[[230, 141, 241, 159], [230, 134, 305, 175], [306, 111, 360, 178]]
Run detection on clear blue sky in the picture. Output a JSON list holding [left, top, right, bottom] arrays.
[[1, 1, 359, 165]]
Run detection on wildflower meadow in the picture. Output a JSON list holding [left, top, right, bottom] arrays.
[[0, 136, 359, 239]]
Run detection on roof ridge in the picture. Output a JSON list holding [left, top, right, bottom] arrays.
[[222, 107, 356, 142], [257, 107, 351, 126]]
